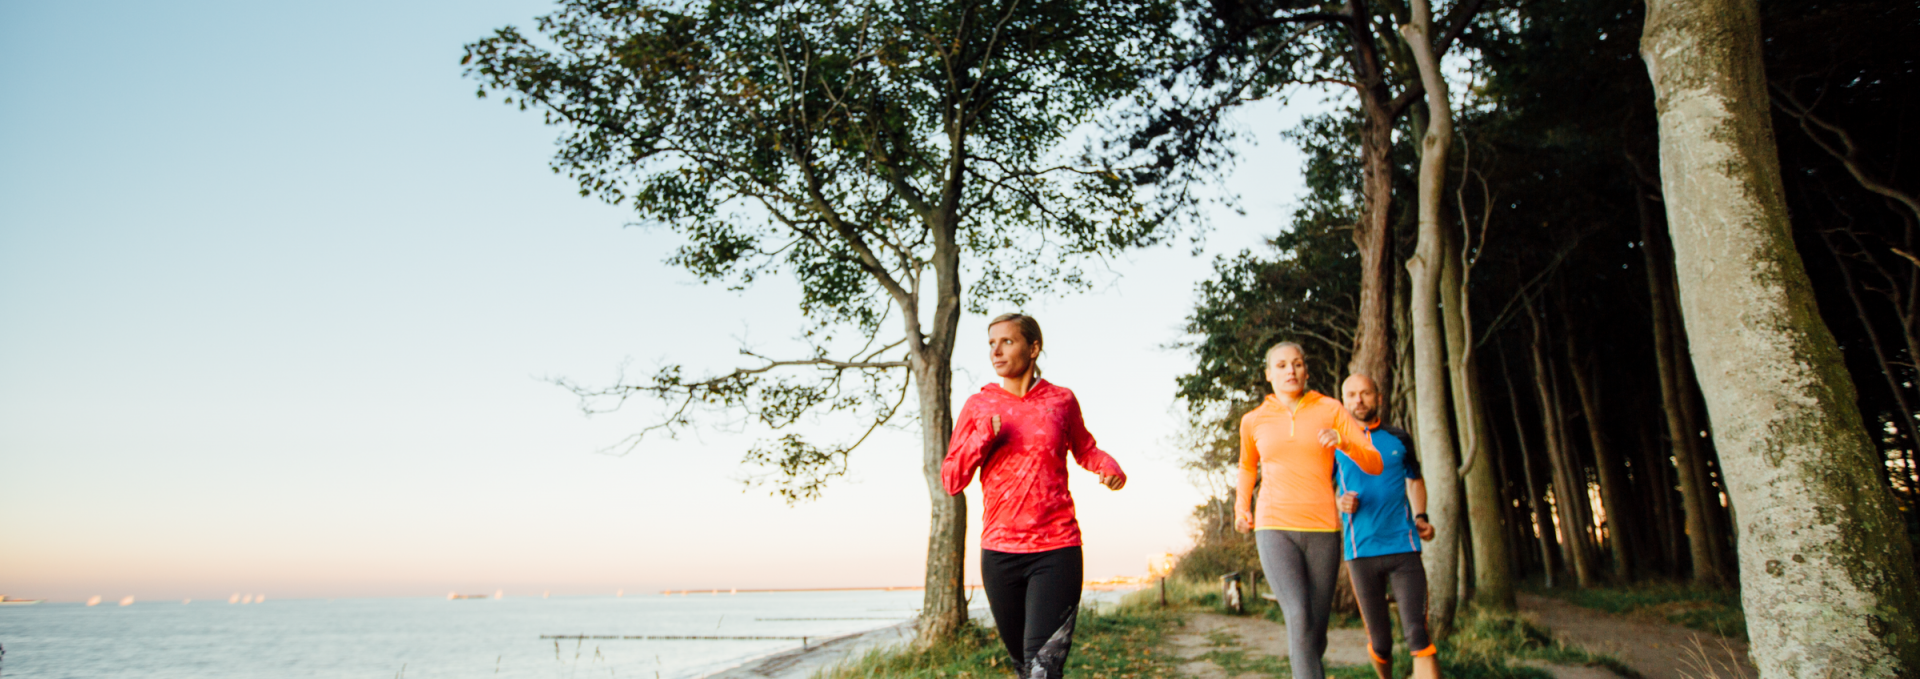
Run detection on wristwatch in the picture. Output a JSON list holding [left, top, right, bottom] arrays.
[[1415, 513, 1430, 522]]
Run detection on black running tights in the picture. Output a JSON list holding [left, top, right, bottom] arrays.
[[980, 546, 1082, 679]]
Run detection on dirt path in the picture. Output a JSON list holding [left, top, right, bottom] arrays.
[[1164, 612, 1373, 677], [1161, 597, 1753, 679], [1518, 593, 1755, 679]]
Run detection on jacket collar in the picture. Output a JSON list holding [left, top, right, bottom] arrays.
[[1264, 390, 1324, 411], [983, 377, 1051, 400]]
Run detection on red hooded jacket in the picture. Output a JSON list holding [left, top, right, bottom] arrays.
[[942, 379, 1126, 553]]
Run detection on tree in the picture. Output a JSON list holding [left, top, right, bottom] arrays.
[[1642, 0, 1920, 673], [1636, 177, 1728, 585], [1400, 0, 1466, 636], [462, 0, 1179, 645], [1445, 140, 1515, 608], [1123, 0, 1483, 421]]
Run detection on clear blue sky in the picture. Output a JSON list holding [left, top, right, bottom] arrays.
[[0, 0, 1324, 601]]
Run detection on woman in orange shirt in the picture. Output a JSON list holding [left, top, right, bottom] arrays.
[[1235, 342, 1382, 679]]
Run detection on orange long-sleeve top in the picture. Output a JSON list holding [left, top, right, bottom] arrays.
[[1239, 391, 1383, 532]]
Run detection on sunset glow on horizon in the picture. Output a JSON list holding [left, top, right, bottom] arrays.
[[1, 0, 1321, 605]]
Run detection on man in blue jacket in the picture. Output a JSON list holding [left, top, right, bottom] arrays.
[[1334, 374, 1440, 679]]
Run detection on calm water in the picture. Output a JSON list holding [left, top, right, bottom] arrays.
[[0, 590, 929, 679]]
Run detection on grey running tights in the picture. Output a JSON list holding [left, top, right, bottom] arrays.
[[1255, 529, 1341, 679]]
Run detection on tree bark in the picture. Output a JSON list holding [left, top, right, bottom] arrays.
[[1393, 259, 1417, 435], [1635, 419, 1681, 577], [916, 197, 968, 645], [1528, 303, 1596, 588], [1491, 420, 1531, 577], [914, 351, 967, 644], [1347, 0, 1399, 414], [1501, 344, 1558, 587], [1400, 0, 1460, 637], [1565, 323, 1634, 582], [1444, 222, 1515, 609], [1642, 0, 1920, 673], [1549, 341, 1603, 583], [1638, 180, 1725, 586]]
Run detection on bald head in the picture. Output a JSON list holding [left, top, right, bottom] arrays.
[[1342, 374, 1380, 423]]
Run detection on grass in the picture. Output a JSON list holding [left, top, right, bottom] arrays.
[[812, 595, 1185, 679], [1446, 606, 1640, 679], [1193, 605, 1627, 679], [815, 580, 1636, 679], [1180, 578, 1362, 629], [1528, 581, 1747, 642]]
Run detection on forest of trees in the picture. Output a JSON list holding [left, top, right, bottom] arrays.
[[466, 0, 1919, 675], [1167, 0, 1919, 675]]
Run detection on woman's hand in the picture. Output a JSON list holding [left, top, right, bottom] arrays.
[[1100, 474, 1125, 490], [1317, 428, 1340, 449], [991, 415, 1001, 436], [1234, 506, 1254, 533], [1336, 491, 1359, 514]]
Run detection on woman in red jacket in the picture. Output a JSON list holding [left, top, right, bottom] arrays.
[[943, 313, 1126, 679]]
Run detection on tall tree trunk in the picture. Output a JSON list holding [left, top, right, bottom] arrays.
[[1401, 0, 1461, 636], [915, 216, 967, 645], [1352, 109, 1397, 412], [1635, 421, 1680, 576], [1638, 179, 1726, 586], [1348, 1, 1398, 414], [1491, 421, 1531, 577], [1444, 223, 1515, 609], [1549, 352, 1603, 581], [1502, 344, 1558, 586], [1394, 258, 1417, 433], [1528, 303, 1596, 588], [1565, 325, 1634, 582], [914, 351, 967, 644], [1642, 0, 1920, 672]]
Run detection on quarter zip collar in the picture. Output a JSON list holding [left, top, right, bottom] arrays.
[[1265, 391, 1321, 438]]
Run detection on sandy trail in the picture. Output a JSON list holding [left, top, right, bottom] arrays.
[[1165, 595, 1756, 679], [1518, 593, 1755, 679], [1164, 611, 1374, 677]]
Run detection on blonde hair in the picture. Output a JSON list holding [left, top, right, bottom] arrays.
[[1265, 341, 1306, 365], [989, 313, 1044, 377]]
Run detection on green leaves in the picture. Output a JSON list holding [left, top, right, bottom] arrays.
[[470, 0, 1183, 499], [465, 0, 1181, 325], [741, 433, 848, 503]]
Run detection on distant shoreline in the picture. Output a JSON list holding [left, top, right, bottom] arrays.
[[658, 585, 974, 595], [664, 579, 1145, 595]]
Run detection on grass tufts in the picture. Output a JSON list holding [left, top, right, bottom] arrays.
[[813, 596, 1184, 679]]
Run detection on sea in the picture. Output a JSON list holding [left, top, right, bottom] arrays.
[[0, 589, 936, 679]]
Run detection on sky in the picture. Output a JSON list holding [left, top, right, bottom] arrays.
[[0, 1, 1329, 602]]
